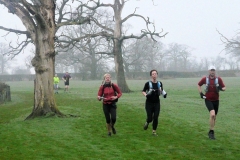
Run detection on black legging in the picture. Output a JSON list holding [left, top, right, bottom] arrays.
[[145, 101, 160, 130], [103, 103, 117, 124]]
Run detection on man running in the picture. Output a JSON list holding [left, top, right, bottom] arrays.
[[197, 65, 226, 140], [62, 72, 71, 92]]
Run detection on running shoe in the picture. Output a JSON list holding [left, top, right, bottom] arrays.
[[112, 126, 116, 134], [208, 132, 215, 140], [152, 132, 158, 136], [143, 122, 149, 130]]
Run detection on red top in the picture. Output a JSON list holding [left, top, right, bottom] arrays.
[[98, 83, 122, 104], [198, 76, 225, 101]]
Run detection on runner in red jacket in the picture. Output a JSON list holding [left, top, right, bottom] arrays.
[[97, 73, 122, 137]]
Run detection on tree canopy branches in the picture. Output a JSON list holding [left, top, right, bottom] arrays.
[[217, 29, 240, 58]]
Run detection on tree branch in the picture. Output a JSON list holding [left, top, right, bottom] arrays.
[[56, 16, 90, 28], [216, 29, 232, 44], [21, 0, 37, 16], [5, 39, 32, 59], [217, 29, 240, 55], [80, 0, 114, 10], [55, 0, 92, 31], [91, 17, 114, 33], [0, 26, 30, 37], [121, 29, 168, 42], [0, 0, 36, 39], [95, 51, 112, 55], [57, 30, 114, 47]]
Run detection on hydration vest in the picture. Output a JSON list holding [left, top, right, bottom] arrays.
[[205, 76, 219, 93], [148, 81, 161, 95]]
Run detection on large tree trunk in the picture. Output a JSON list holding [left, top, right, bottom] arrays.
[[113, 40, 130, 92], [26, 34, 63, 119], [26, 1, 63, 119], [113, 1, 131, 93]]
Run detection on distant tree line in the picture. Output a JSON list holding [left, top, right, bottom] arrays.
[[0, 70, 239, 82], [54, 36, 240, 76]]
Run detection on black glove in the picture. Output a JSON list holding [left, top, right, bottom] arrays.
[[200, 92, 205, 99], [218, 86, 223, 91], [163, 93, 167, 98]]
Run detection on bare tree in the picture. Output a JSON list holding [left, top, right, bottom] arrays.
[[0, 43, 11, 74], [0, 0, 91, 119], [209, 56, 225, 70], [82, 0, 167, 92], [56, 10, 113, 79], [225, 58, 239, 70], [199, 57, 211, 71], [165, 43, 196, 72], [178, 45, 192, 71], [0, 0, 62, 119], [122, 37, 152, 73], [144, 40, 167, 72], [217, 30, 240, 60], [12, 66, 31, 75], [166, 43, 182, 71]]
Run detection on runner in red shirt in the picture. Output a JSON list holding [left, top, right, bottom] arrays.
[[197, 65, 226, 140]]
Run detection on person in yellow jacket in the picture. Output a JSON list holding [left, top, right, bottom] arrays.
[[53, 74, 60, 94]]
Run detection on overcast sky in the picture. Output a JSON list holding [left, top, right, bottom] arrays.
[[121, 0, 240, 58], [0, 0, 240, 67]]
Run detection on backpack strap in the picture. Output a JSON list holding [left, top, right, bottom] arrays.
[[215, 77, 218, 84], [149, 81, 161, 89], [148, 81, 162, 96], [149, 81, 153, 89], [157, 81, 162, 95], [102, 83, 117, 95], [215, 77, 219, 92], [206, 76, 209, 85], [101, 85, 105, 97], [111, 83, 118, 102], [205, 76, 209, 92], [205, 76, 219, 93], [157, 81, 161, 89], [111, 83, 116, 92]]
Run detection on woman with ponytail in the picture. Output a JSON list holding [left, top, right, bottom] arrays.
[[97, 73, 122, 136]]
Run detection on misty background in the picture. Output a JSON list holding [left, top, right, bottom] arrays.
[[0, 0, 240, 75]]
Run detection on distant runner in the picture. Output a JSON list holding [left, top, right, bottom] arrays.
[[62, 72, 71, 92]]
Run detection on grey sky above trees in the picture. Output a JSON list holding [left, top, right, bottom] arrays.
[[0, 0, 240, 69], [107, 0, 240, 58]]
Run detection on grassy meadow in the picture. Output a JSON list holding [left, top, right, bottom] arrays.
[[0, 77, 239, 160]]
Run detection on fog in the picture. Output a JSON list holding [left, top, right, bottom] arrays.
[[120, 0, 240, 57]]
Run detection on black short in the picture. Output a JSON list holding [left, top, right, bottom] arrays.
[[65, 81, 69, 85], [205, 100, 219, 115]]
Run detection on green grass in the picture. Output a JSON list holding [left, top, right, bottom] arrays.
[[0, 78, 240, 160]]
